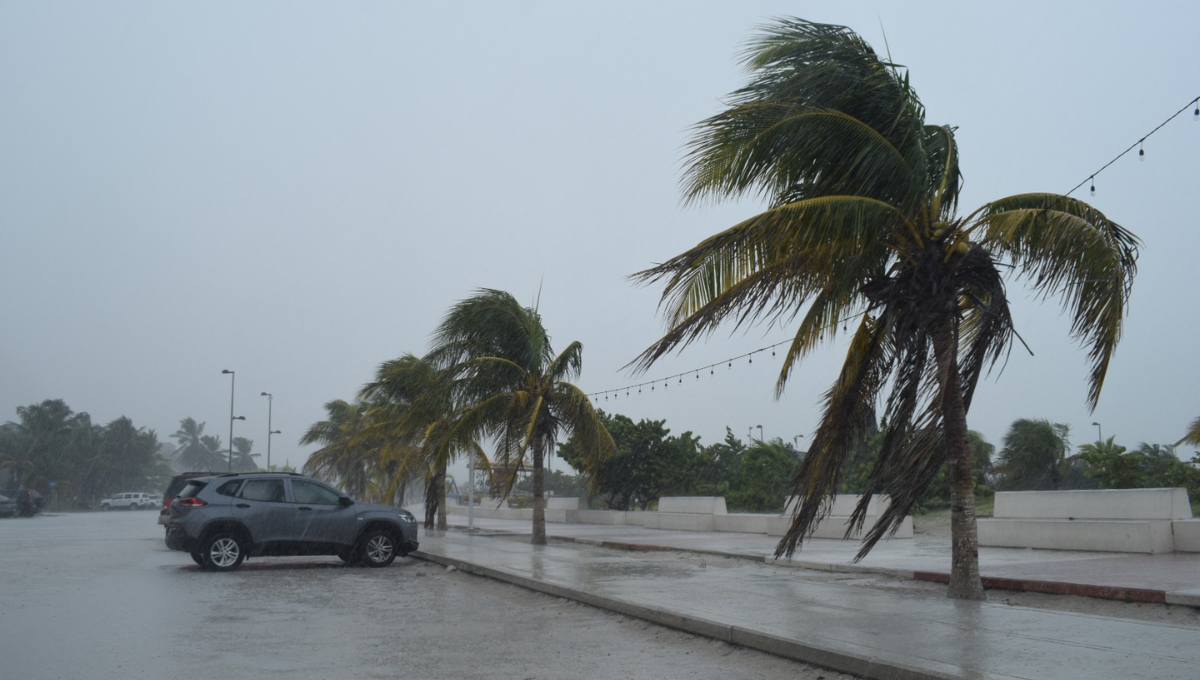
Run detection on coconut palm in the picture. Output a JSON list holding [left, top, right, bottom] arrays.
[[429, 289, 615, 545], [996, 419, 1070, 490], [632, 19, 1139, 599], [301, 400, 377, 500], [229, 437, 259, 473], [1178, 418, 1200, 447], [359, 353, 490, 530], [171, 418, 223, 472]]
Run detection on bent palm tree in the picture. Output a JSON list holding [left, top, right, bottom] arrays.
[[430, 289, 616, 545], [359, 353, 490, 530], [1178, 418, 1200, 447], [633, 19, 1138, 599], [301, 400, 378, 500]]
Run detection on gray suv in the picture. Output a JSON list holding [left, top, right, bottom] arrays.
[[164, 472, 419, 571]]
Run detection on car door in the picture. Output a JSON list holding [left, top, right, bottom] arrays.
[[288, 479, 359, 547], [231, 478, 293, 545]]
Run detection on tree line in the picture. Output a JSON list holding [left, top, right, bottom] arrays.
[[557, 413, 1200, 514], [0, 400, 270, 508], [0, 399, 172, 507]]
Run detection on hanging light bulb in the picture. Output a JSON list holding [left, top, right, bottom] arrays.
[[1194, 101, 1199, 120], [638, 387, 642, 393], [1090, 176, 1096, 196], [1139, 140, 1145, 161], [749, 354, 753, 364], [728, 361, 731, 369], [678, 377, 682, 384], [695, 372, 699, 380], [772, 349, 776, 357], [710, 368, 714, 375]]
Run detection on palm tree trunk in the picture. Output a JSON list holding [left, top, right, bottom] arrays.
[[424, 468, 443, 530], [531, 437, 547, 546], [934, 325, 987, 601], [436, 460, 448, 531]]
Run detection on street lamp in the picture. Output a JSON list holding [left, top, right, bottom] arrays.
[[793, 434, 805, 448], [1092, 421, 1103, 441], [221, 369, 241, 472], [261, 392, 276, 471], [756, 425, 764, 441]]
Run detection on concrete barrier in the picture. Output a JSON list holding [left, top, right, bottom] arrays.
[[766, 495, 913, 540], [1174, 520, 1200, 553], [978, 488, 1195, 554]]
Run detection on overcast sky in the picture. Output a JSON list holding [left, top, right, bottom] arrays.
[[3, 1, 1197, 480]]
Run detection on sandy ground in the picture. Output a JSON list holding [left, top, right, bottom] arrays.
[[907, 514, 1200, 627]]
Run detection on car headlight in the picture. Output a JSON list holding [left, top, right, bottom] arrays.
[[397, 513, 416, 523]]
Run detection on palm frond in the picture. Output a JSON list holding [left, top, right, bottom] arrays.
[[975, 193, 1140, 408]]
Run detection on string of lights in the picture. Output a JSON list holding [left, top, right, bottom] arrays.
[[589, 337, 793, 401], [1070, 95, 1199, 197], [592, 95, 1199, 402]]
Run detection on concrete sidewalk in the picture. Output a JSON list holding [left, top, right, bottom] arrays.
[[435, 511, 1200, 606], [414, 527, 1200, 680]]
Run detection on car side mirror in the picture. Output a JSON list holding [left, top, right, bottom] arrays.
[[339, 496, 354, 507]]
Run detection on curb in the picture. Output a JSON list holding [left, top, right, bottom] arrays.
[[412, 547, 961, 680], [450, 523, 1193, 607]]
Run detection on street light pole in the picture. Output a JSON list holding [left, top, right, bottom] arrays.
[[1092, 421, 1103, 441], [261, 392, 274, 471], [222, 370, 236, 472], [756, 424, 764, 441]]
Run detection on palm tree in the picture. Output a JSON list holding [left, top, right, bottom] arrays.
[[171, 418, 222, 472], [230, 437, 259, 473], [1178, 418, 1200, 447], [301, 399, 378, 501], [632, 19, 1139, 599], [359, 353, 490, 530], [996, 419, 1070, 490], [429, 289, 616, 545]]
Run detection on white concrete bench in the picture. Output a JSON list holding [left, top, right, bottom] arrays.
[[641, 496, 727, 531], [766, 494, 913, 540], [977, 488, 1194, 554]]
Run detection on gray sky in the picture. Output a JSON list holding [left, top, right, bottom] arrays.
[[3, 1, 1197, 479]]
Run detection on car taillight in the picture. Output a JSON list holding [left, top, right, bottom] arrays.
[[175, 497, 207, 508]]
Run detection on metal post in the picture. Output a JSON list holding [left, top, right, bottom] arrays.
[[222, 370, 236, 472], [468, 458, 475, 530], [261, 392, 274, 470]]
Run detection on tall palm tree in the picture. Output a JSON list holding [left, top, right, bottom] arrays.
[[429, 289, 615, 545], [359, 353, 489, 529], [632, 19, 1139, 599], [301, 400, 371, 499], [171, 418, 222, 472], [230, 437, 260, 473]]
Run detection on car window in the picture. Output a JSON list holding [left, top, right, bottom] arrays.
[[215, 480, 243, 497], [177, 481, 207, 499], [291, 480, 341, 505], [239, 479, 286, 503]]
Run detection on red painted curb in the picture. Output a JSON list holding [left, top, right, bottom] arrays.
[[913, 571, 1167, 604]]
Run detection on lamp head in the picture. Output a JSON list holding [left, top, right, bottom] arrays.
[[271, 429, 282, 435], [233, 416, 246, 421], [261, 392, 270, 397], [222, 369, 233, 375]]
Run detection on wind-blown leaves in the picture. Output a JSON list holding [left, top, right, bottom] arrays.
[[633, 17, 1139, 599]]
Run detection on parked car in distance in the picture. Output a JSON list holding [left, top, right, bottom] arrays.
[[101, 492, 158, 510], [165, 471, 419, 571], [0, 493, 17, 517], [158, 472, 211, 527], [0, 489, 45, 517]]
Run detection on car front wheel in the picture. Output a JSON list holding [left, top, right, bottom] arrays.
[[200, 532, 246, 572], [358, 529, 397, 568]]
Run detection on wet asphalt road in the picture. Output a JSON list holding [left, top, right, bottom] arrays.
[[0, 511, 848, 680]]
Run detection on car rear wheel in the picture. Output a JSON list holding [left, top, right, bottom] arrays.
[[358, 529, 397, 568], [200, 532, 246, 572]]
